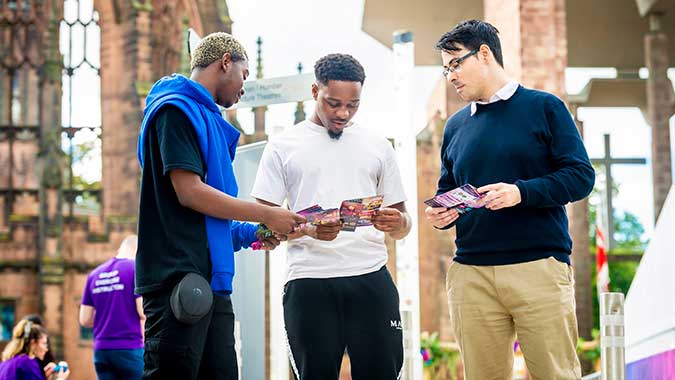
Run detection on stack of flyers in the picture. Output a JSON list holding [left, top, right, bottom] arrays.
[[424, 184, 485, 214], [339, 195, 383, 232], [297, 205, 340, 225], [251, 224, 274, 250], [296, 195, 384, 232]]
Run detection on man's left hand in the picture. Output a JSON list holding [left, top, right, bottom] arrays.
[[477, 183, 522, 210], [372, 207, 405, 233], [260, 233, 287, 250]]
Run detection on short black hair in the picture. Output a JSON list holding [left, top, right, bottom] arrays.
[[314, 53, 366, 85], [436, 19, 504, 68]]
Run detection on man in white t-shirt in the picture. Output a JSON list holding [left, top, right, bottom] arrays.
[[251, 53, 410, 380]]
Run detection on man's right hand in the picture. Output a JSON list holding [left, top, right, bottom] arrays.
[[425, 206, 459, 229], [263, 207, 306, 234], [301, 221, 342, 241]]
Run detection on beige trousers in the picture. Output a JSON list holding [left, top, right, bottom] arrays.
[[446, 257, 582, 380]]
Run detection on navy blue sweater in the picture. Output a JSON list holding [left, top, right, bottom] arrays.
[[437, 85, 594, 265]]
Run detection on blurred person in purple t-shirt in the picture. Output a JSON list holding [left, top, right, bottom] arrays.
[[80, 235, 145, 380], [22, 314, 55, 372], [0, 319, 70, 380]]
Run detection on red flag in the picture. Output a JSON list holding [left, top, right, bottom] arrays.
[[596, 226, 610, 294]]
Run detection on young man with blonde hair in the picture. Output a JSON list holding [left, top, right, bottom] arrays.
[[136, 32, 304, 380]]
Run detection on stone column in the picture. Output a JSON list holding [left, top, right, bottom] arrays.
[[644, 12, 673, 222], [99, 1, 146, 221], [37, 0, 66, 358], [569, 105, 593, 342], [484, 0, 567, 97]]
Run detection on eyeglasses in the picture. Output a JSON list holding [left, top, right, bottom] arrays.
[[442, 49, 478, 77]]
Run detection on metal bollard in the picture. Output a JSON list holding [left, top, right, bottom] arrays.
[[599, 292, 625, 380]]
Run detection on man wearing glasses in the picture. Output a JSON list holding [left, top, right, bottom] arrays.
[[425, 20, 594, 380]]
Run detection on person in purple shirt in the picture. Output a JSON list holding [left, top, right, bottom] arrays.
[[21, 315, 54, 372], [80, 235, 145, 380], [0, 319, 70, 380]]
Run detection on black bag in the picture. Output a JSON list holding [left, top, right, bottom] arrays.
[[170, 273, 213, 324]]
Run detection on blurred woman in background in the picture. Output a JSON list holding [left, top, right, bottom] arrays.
[[0, 319, 69, 380]]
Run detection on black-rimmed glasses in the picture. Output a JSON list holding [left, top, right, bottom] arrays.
[[442, 49, 478, 77]]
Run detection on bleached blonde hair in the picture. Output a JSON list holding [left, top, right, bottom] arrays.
[[191, 32, 248, 71]]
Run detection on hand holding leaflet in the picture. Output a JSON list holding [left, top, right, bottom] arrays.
[[297, 195, 384, 232], [424, 184, 486, 214]]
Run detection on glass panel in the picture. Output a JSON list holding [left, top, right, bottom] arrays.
[[71, 128, 101, 186], [62, 0, 78, 25], [10, 75, 19, 124], [67, 22, 85, 69], [0, 70, 9, 126], [9, 21, 27, 68], [80, 326, 93, 340], [24, 22, 40, 67], [12, 138, 38, 189], [84, 22, 100, 68], [61, 72, 71, 127], [12, 66, 40, 126], [78, 0, 93, 22], [59, 21, 71, 68], [0, 301, 16, 342], [60, 0, 102, 214], [69, 66, 100, 128], [0, 140, 9, 188], [0, 26, 10, 64]]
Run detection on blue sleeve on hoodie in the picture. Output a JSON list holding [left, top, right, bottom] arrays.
[[231, 221, 259, 251]]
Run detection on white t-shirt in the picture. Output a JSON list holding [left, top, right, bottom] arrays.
[[251, 119, 407, 282]]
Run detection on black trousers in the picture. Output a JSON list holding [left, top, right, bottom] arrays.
[[283, 266, 403, 380], [142, 289, 238, 380]]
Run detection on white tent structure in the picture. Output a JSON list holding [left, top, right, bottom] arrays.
[[624, 185, 675, 379]]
